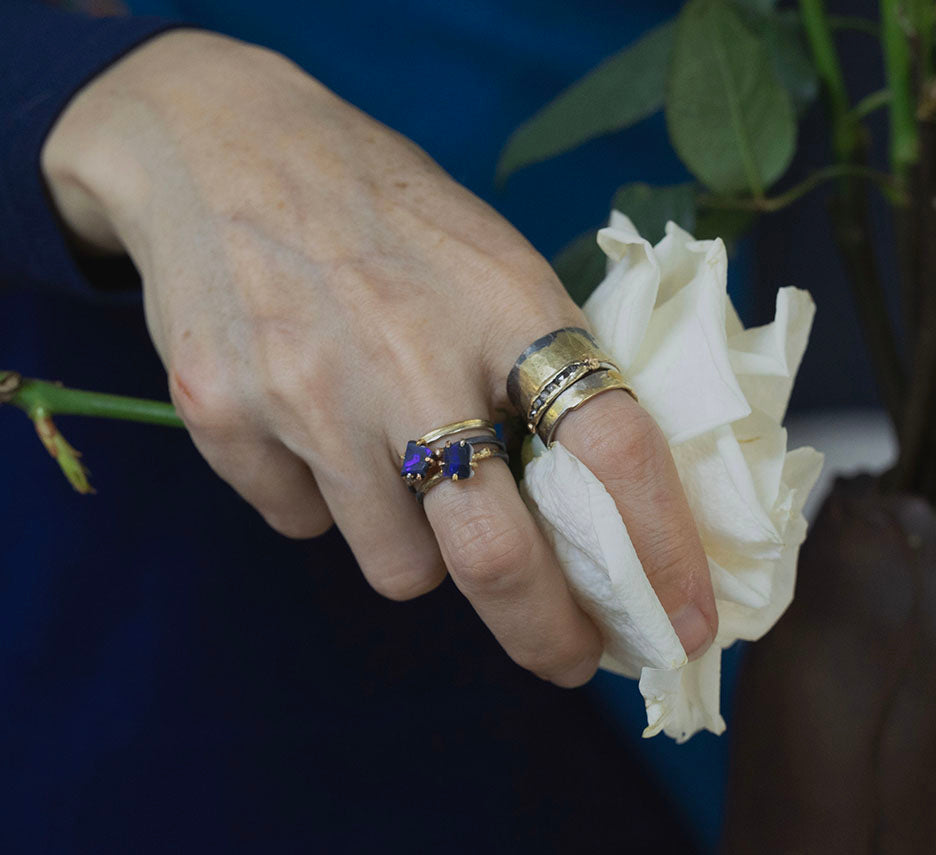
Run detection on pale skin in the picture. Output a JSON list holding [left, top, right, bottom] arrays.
[[42, 29, 717, 687]]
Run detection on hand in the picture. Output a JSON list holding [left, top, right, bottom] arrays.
[[42, 30, 717, 686]]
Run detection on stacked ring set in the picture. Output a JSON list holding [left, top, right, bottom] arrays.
[[507, 327, 636, 445], [398, 419, 508, 501], [397, 327, 636, 501]]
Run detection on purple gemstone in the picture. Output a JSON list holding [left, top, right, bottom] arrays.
[[442, 441, 473, 480], [401, 441, 434, 478]]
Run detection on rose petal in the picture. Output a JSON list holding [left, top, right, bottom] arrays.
[[625, 238, 751, 444], [586, 214, 659, 370], [671, 425, 784, 563], [655, 221, 709, 307], [732, 407, 789, 516], [729, 287, 815, 423], [639, 643, 726, 742]]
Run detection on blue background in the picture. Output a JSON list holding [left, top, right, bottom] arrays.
[[1, 0, 891, 851]]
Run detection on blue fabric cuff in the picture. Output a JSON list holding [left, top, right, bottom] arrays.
[[0, 1, 183, 300]]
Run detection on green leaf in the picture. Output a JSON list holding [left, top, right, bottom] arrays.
[[611, 182, 696, 244], [735, 7, 818, 114], [762, 11, 819, 114], [497, 22, 675, 183], [665, 0, 796, 195], [551, 230, 607, 306]]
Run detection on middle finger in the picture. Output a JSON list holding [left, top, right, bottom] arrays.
[[404, 406, 604, 687]]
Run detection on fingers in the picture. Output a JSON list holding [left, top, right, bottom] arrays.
[[556, 390, 718, 660], [186, 429, 335, 539], [312, 450, 448, 602], [422, 456, 603, 687]]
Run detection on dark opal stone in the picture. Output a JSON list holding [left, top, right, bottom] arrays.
[[401, 441, 433, 478], [442, 442, 473, 480]]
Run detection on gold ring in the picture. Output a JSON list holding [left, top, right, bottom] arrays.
[[537, 368, 635, 444], [416, 418, 495, 446], [506, 327, 635, 443], [526, 357, 618, 434]]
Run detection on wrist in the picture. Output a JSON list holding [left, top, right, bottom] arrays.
[[40, 29, 190, 254], [40, 29, 323, 257]]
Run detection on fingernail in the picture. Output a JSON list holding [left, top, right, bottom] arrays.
[[670, 603, 713, 661]]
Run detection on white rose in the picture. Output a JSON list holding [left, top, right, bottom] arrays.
[[521, 213, 823, 742]]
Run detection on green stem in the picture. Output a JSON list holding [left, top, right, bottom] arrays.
[[799, 0, 860, 161], [911, 0, 934, 82], [798, 0, 907, 434], [698, 164, 899, 212], [881, 0, 920, 179], [10, 378, 183, 428], [852, 88, 893, 121]]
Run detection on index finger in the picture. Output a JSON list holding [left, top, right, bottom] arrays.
[[556, 389, 718, 659]]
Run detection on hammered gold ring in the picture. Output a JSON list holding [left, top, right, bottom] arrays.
[[506, 327, 636, 444]]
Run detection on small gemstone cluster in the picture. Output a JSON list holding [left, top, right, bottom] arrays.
[[526, 359, 598, 430], [400, 439, 475, 489]]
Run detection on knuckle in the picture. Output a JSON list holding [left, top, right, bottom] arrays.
[[481, 282, 585, 403], [445, 514, 533, 592], [168, 362, 241, 435]]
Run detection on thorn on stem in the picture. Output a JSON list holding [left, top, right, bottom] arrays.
[[32, 409, 95, 494]]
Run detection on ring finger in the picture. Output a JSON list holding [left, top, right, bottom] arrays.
[[391, 398, 603, 688]]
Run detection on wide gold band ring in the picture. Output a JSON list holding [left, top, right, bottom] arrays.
[[506, 327, 636, 444]]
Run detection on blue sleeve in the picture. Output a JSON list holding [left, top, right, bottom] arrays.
[[0, 1, 181, 298]]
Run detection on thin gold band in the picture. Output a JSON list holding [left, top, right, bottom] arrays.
[[526, 358, 617, 433], [416, 418, 496, 447], [537, 368, 635, 444]]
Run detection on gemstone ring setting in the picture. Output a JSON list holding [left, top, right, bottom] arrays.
[[414, 437, 509, 501], [398, 420, 506, 497], [400, 419, 507, 500]]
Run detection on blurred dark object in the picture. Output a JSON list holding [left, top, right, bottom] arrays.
[[722, 475, 936, 853], [50, 1, 128, 16]]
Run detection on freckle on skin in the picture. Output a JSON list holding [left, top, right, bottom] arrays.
[[394, 181, 408, 189], [182, 330, 192, 340]]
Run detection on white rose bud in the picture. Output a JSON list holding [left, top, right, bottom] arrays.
[[521, 213, 824, 742]]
